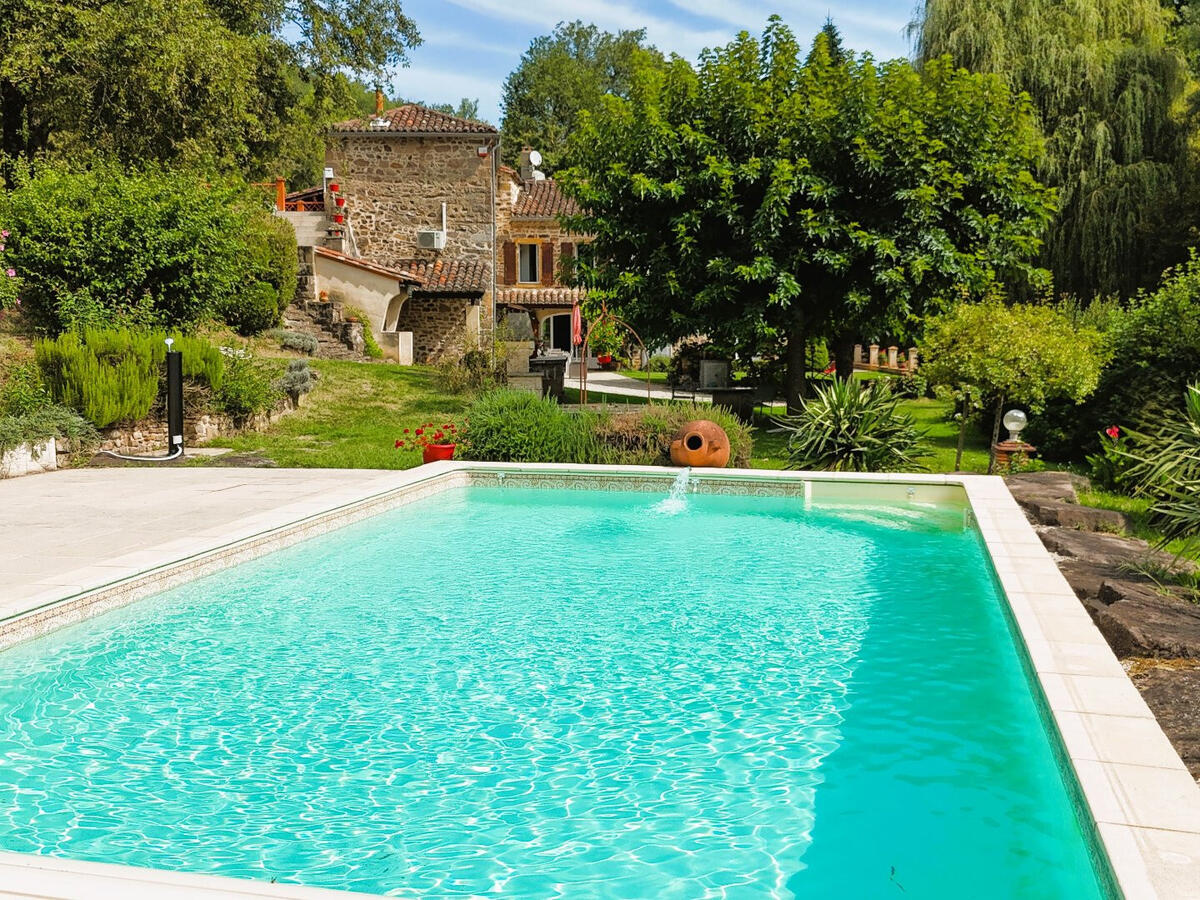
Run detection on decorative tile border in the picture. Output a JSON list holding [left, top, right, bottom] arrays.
[[1, 461, 1196, 898]]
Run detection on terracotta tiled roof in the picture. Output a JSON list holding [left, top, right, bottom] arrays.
[[496, 287, 584, 309], [513, 179, 579, 219], [398, 258, 489, 294], [331, 104, 497, 135], [314, 247, 422, 284]]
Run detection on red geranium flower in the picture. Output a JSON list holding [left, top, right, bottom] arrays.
[[1106, 425, 1120, 439], [415, 427, 424, 436], [394, 439, 403, 448]]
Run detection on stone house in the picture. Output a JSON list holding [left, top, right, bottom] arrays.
[[281, 100, 587, 365]]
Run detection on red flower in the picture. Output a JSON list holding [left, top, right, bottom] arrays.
[[433, 431, 445, 442], [1106, 425, 1120, 439], [403, 428, 410, 434], [415, 427, 424, 436], [394, 439, 403, 448]]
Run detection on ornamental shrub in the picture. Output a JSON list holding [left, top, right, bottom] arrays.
[[35, 328, 224, 427], [214, 351, 279, 422], [0, 162, 297, 334], [267, 329, 319, 355], [0, 404, 97, 456], [460, 390, 606, 463], [777, 378, 930, 473], [220, 282, 280, 336], [594, 403, 752, 467]]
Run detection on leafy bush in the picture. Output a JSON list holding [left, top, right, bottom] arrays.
[[220, 282, 281, 337], [594, 403, 752, 467], [0, 404, 98, 456], [275, 358, 316, 404], [460, 390, 605, 463], [1086, 426, 1139, 493], [777, 378, 930, 472], [246, 211, 298, 314], [1092, 256, 1200, 432], [460, 391, 753, 467], [36, 328, 224, 427], [0, 362, 51, 416], [647, 354, 671, 373], [214, 351, 279, 422], [0, 163, 296, 333]]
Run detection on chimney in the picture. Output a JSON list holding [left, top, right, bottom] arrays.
[[520, 146, 535, 181]]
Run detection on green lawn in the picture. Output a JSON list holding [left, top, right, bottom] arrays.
[[203, 360, 468, 469], [210, 361, 989, 474]]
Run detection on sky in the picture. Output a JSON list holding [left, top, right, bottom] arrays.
[[392, 1, 916, 125]]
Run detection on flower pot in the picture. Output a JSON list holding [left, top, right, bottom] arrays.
[[422, 443, 455, 464], [333, 213, 345, 224], [597, 354, 613, 365], [335, 197, 346, 208], [328, 182, 340, 193]]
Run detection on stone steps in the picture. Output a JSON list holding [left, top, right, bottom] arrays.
[[281, 303, 366, 361]]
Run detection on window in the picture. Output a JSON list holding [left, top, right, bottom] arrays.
[[518, 243, 539, 283]]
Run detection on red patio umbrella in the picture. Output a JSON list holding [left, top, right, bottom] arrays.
[[571, 303, 583, 347]]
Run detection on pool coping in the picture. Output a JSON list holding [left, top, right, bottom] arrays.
[[2, 461, 1197, 899]]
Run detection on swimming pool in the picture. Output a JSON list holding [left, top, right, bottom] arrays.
[[0, 477, 1116, 897]]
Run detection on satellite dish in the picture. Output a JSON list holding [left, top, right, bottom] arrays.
[[528, 149, 543, 167]]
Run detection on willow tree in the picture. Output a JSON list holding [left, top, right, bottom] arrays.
[[913, 0, 1195, 298], [559, 21, 1054, 411]]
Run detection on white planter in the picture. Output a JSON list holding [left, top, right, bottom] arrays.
[[0, 440, 57, 478]]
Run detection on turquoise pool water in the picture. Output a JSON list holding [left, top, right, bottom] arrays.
[[0, 485, 1109, 898]]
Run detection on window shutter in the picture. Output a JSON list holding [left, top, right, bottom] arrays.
[[540, 241, 555, 285], [502, 241, 516, 285], [558, 242, 575, 283]]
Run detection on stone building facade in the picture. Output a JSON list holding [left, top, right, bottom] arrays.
[[325, 105, 498, 363], [321, 105, 587, 364]]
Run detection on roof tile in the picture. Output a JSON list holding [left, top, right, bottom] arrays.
[[513, 180, 579, 219], [398, 258, 490, 294], [331, 104, 497, 135]]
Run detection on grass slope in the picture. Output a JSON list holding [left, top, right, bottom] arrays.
[[204, 360, 468, 469]]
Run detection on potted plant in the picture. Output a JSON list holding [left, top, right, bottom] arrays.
[[333, 213, 345, 224], [328, 181, 340, 193], [395, 421, 461, 464], [335, 197, 346, 208], [587, 318, 621, 367]]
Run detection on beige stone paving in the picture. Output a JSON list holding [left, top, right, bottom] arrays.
[[0, 467, 410, 613]]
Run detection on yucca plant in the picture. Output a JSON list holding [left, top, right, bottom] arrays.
[[777, 378, 930, 473], [1124, 384, 1200, 549]]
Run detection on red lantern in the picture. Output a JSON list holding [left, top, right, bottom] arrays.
[[328, 181, 340, 193], [335, 197, 346, 208]]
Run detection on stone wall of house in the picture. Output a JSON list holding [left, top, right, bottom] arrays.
[[395, 297, 476, 364], [325, 134, 495, 342]]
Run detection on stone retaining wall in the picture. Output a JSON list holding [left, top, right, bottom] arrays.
[[98, 406, 293, 456]]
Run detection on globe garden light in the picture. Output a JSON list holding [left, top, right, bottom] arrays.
[[1003, 409, 1028, 443]]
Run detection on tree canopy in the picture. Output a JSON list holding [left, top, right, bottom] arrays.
[[559, 20, 1055, 411], [0, 0, 421, 185], [921, 299, 1104, 470], [499, 21, 664, 173], [912, 0, 1196, 298]]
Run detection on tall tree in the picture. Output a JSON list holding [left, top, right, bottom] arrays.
[[912, 0, 1196, 298], [559, 21, 1054, 412], [499, 21, 664, 172], [0, 0, 421, 180]]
